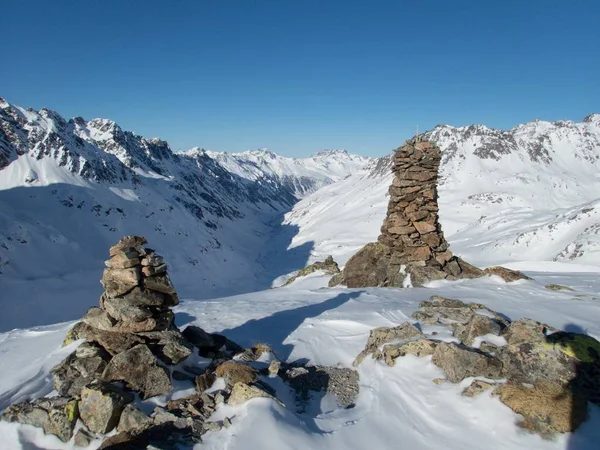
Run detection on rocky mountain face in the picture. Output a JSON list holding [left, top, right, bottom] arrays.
[[0, 97, 372, 329]]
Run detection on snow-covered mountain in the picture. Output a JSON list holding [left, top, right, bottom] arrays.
[[190, 148, 371, 197], [0, 97, 372, 330], [284, 115, 600, 268]]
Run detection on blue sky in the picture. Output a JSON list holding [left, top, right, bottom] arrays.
[[2, 0, 598, 157]]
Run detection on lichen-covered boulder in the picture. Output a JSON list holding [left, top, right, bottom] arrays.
[[52, 341, 111, 396], [374, 339, 438, 366]]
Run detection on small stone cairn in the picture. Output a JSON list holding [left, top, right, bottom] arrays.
[[335, 139, 530, 287], [1, 236, 359, 448]]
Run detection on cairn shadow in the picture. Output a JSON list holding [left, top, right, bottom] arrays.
[[545, 324, 600, 449], [219, 291, 362, 361]]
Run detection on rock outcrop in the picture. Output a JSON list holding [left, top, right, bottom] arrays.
[[283, 255, 340, 286], [334, 139, 531, 287], [353, 294, 600, 435]]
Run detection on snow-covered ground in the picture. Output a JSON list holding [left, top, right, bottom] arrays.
[[1, 271, 600, 449]]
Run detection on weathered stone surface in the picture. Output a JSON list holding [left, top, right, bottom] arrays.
[[499, 319, 600, 404], [80, 382, 133, 434], [143, 273, 176, 294], [495, 382, 588, 435], [195, 371, 217, 392], [113, 286, 166, 307], [117, 404, 153, 433], [484, 266, 532, 282], [545, 283, 574, 292], [102, 295, 153, 323], [102, 267, 141, 297], [374, 339, 437, 366], [83, 307, 116, 331], [236, 343, 274, 362], [227, 382, 276, 406], [142, 264, 167, 277], [462, 380, 496, 397], [215, 361, 258, 386], [283, 255, 340, 286], [431, 342, 503, 382], [76, 322, 144, 355], [51, 342, 111, 396], [353, 322, 423, 366], [111, 310, 174, 333], [105, 248, 141, 269], [453, 314, 505, 346], [74, 428, 97, 447], [102, 344, 172, 399]]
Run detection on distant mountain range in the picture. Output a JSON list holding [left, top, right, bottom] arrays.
[[1, 95, 599, 328]]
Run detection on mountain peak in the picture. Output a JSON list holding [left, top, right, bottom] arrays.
[[312, 149, 349, 158]]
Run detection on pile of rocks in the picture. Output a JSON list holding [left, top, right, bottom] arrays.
[[1, 236, 360, 448], [353, 295, 600, 436], [334, 139, 530, 287]]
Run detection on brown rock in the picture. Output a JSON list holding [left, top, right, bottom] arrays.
[[431, 342, 503, 383], [484, 266, 533, 282], [195, 371, 217, 392], [215, 361, 258, 386], [413, 221, 436, 234], [102, 267, 141, 296], [143, 273, 176, 294]]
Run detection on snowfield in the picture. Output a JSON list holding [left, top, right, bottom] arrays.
[[1, 272, 600, 449]]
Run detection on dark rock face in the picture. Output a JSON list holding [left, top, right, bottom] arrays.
[[336, 139, 532, 287]]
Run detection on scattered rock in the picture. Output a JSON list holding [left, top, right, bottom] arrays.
[[431, 342, 503, 383], [227, 382, 277, 406], [102, 344, 172, 399], [353, 322, 423, 366], [483, 266, 532, 282], [284, 256, 340, 286], [462, 380, 496, 397], [545, 284, 574, 292], [268, 360, 281, 376], [223, 416, 232, 428], [51, 342, 111, 396], [79, 382, 134, 434], [374, 339, 437, 366]]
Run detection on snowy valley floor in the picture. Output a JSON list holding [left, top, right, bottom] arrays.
[[1, 264, 600, 449]]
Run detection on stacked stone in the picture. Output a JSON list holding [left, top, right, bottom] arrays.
[[338, 139, 484, 288]]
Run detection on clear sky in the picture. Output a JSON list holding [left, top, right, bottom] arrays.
[[2, 0, 598, 157]]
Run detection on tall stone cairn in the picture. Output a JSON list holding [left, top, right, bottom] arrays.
[[336, 139, 485, 288]]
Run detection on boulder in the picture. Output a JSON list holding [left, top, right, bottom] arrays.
[[431, 342, 503, 382], [102, 344, 172, 399], [79, 382, 134, 434]]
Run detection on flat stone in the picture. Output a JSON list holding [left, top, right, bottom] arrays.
[[111, 310, 174, 333], [227, 382, 275, 406], [142, 264, 168, 277], [102, 267, 141, 296], [484, 266, 532, 282], [83, 307, 116, 331], [114, 287, 167, 307], [102, 295, 153, 322], [75, 322, 144, 355], [413, 221, 436, 234], [143, 273, 176, 294]]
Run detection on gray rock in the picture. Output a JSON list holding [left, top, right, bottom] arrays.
[[75, 322, 144, 356], [113, 287, 166, 307], [118, 404, 153, 433], [111, 310, 174, 333], [102, 267, 141, 297], [82, 307, 116, 331], [102, 295, 153, 322], [431, 342, 503, 382], [51, 341, 111, 396], [2, 397, 79, 442], [80, 382, 134, 434], [74, 428, 97, 447], [102, 344, 173, 399], [143, 273, 176, 295], [453, 314, 504, 346], [374, 339, 437, 366], [227, 382, 277, 406]]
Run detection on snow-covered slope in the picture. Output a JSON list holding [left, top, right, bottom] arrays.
[[0, 97, 371, 330], [284, 115, 600, 268], [192, 148, 372, 197]]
